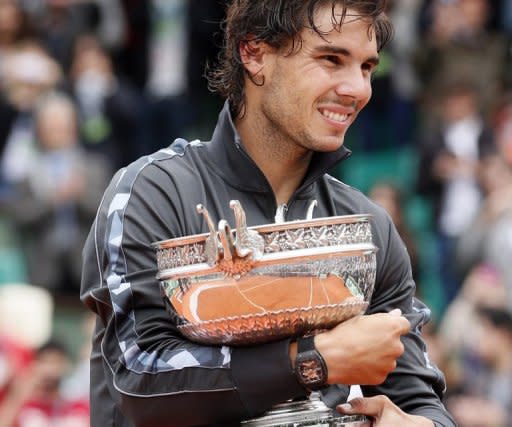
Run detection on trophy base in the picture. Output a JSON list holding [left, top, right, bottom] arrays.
[[240, 393, 371, 427]]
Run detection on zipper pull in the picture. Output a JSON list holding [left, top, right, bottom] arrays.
[[274, 203, 288, 224]]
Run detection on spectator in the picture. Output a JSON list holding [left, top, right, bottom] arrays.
[[455, 152, 512, 310], [446, 305, 512, 427], [0, 0, 33, 66], [0, 41, 62, 186], [2, 92, 112, 295], [28, 0, 126, 72], [492, 93, 512, 167], [69, 34, 143, 169], [437, 264, 508, 381], [415, 0, 509, 124], [142, 0, 194, 154], [368, 181, 420, 282], [351, 0, 423, 150], [0, 339, 89, 427], [417, 80, 495, 306]]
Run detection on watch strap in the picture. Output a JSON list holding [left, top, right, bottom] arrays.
[[297, 334, 317, 353]]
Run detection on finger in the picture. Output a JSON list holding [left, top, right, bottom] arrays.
[[397, 316, 411, 332], [388, 308, 402, 316], [337, 396, 387, 417]]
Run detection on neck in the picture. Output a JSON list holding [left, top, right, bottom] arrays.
[[235, 109, 312, 205]]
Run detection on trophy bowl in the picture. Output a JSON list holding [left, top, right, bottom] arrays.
[[153, 200, 377, 346]]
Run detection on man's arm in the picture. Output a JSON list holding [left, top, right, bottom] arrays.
[[359, 212, 456, 426], [81, 162, 307, 426], [288, 197, 455, 427]]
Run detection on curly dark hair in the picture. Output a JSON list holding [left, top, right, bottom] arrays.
[[207, 0, 393, 118]]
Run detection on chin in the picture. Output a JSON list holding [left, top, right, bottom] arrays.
[[313, 135, 346, 152]]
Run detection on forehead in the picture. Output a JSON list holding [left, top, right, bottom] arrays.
[[300, 4, 378, 51]]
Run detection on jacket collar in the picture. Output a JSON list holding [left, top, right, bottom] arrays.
[[205, 101, 351, 194]]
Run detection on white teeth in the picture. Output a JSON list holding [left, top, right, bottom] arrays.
[[321, 110, 348, 123]]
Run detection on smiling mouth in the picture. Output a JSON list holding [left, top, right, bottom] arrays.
[[319, 109, 351, 123]]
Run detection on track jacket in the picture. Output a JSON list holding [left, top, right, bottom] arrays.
[[81, 102, 456, 426]]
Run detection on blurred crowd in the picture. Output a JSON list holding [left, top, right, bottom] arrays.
[[0, 0, 511, 425]]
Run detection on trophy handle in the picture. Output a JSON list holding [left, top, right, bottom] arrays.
[[196, 204, 220, 265], [230, 200, 265, 259]]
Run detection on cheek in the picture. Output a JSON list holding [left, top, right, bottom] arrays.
[[360, 84, 373, 108]]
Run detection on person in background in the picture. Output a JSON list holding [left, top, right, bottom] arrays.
[[0, 41, 62, 187], [81, 1, 456, 425], [414, 0, 509, 123], [368, 181, 420, 282], [437, 264, 509, 386], [0, 0, 32, 69], [68, 34, 143, 169], [3, 92, 111, 295], [446, 305, 512, 427], [492, 93, 512, 168], [416, 80, 495, 307], [455, 151, 512, 310], [0, 339, 89, 427]]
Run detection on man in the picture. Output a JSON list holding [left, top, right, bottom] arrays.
[[81, 1, 456, 426]]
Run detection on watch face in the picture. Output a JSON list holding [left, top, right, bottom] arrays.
[[298, 358, 324, 384], [295, 350, 327, 390]]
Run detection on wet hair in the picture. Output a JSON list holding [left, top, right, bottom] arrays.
[[207, 0, 392, 118]]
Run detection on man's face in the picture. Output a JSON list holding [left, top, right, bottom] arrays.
[[256, 5, 379, 154]]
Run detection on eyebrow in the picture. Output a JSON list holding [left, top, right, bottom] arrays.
[[311, 45, 380, 67]]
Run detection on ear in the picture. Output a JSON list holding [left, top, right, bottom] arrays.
[[239, 38, 274, 80]]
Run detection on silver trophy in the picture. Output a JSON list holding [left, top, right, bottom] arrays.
[[153, 200, 377, 426]]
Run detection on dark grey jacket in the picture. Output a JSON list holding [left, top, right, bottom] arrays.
[[81, 102, 456, 427]]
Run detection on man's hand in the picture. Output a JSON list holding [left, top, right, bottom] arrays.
[[337, 396, 434, 427], [314, 309, 410, 385]]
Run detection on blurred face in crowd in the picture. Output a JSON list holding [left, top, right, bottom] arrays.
[[478, 154, 512, 195], [460, 0, 490, 32], [369, 183, 402, 226], [0, 0, 22, 42], [441, 88, 478, 123], [473, 314, 512, 366], [70, 36, 114, 83], [36, 99, 78, 151], [31, 347, 71, 402], [2, 44, 61, 111], [241, 4, 379, 155]]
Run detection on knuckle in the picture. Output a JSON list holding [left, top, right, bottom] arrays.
[[386, 359, 397, 373], [390, 341, 404, 358], [349, 397, 364, 408], [377, 373, 388, 384], [397, 341, 405, 355], [376, 395, 391, 406]]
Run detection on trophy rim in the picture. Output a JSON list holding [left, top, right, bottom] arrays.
[[156, 242, 377, 280], [152, 213, 373, 249]]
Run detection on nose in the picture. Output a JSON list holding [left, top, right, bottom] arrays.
[[334, 67, 372, 105]]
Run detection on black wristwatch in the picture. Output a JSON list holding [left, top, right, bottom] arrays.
[[294, 335, 328, 391]]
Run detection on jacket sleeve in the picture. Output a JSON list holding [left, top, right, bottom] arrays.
[[80, 162, 306, 427], [361, 209, 457, 427]]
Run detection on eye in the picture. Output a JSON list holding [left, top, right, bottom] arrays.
[[362, 63, 374, 73], [321, 55, 341, 65], [362, 62, 377, 78]]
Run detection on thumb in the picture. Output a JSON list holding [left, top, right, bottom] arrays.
[[337, 396, 385, 417]]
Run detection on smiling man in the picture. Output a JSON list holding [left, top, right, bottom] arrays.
[[81, 1, 456, 426]]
